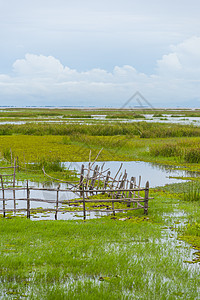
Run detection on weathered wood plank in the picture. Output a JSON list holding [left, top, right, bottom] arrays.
[[144, 181, 149, 215], [82, 184, 86, 220], [27, 180, 30, 219], [0, 176, 5, 217], [55, 184, 60, 220]]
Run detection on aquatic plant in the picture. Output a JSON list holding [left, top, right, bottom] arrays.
[[183, 182, 200, 202], [2, 148, 12, 161], [184, 148, 200, 163], [27, 158, 65, 172], [149, 143, 180, 157], [0, 121, 200, 138]]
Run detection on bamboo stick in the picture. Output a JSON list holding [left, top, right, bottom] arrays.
[[102, 171, 110, 194], [0, 175, 5, 217], [82, 184, 86, 220], [144, 181, 149, 215], [89, 165, 98, 194], [127, 177, 134, 207], [0, 197, 153, 203], [27, 180, 30, 219], [13, 158, 16, 214], [55, 184, 60, 220]]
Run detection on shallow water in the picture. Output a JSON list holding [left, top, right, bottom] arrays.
[[1, 113, 200, 126], [0, 160, 198, 221], [64, 160, 197, 188], [0, 180, 112, 220]]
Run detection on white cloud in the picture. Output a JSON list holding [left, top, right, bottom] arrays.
[[0, 37, 200, 107], [13, 54, 64, 77], [157, 36, 200, 78]]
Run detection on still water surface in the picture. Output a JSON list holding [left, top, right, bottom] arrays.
[[1, 160, 198, 220]]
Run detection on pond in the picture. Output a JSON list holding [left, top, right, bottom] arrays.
[[0, 180, 112, 221], [1, 113, 200, 126], [64, 160, 198, 188], [0, 160, 198, 221]]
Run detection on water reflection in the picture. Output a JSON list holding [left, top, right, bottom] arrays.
[[1, 160, 199, 221], [64, 161, 199, 188]]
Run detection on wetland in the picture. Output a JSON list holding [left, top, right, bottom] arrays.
[[0, 108, 200, 299]]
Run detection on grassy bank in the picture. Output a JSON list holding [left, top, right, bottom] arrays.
[[0, 187, 200, 299], [1, 135, 200, 173], [0, 121, 200, 138], [0, 107, 200, 118], [0, 111, 200, 299]]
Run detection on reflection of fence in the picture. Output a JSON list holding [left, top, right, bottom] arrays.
[[0, 180, 150, 220]]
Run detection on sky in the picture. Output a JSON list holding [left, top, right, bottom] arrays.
[[0, 0, 200, 107]]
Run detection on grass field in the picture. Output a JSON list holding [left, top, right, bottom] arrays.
[[0, 189, 199, 299], [0, 108, 200, 299]]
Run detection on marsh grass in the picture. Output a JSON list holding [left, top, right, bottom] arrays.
[[26, 158, 65, 173], [183, 182, 200, 202], [0, 118, 199, 298], [1, 134, 200, 168], [0, 202, 199, 300], [184, 148, 200, 163], [153, 113, 163, 117], [150, 138, 200, 164], [2, 148, 12, 161], [106, 113, 145, 119], [1, 121, 200, 138]]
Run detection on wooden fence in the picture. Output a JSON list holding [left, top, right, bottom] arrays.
[[0, 181, 150, 220], [0, 158, 152, 220]]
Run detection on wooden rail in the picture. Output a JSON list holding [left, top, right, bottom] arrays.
[[0, 181, 150, 220], [0, 160, 152, 220]]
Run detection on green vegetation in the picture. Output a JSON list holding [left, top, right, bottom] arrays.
[[183, 181, 200, 202], [0, 197, 199, 299], [153, 113, 163, 117], [0, 107, 200, 118], [0, 108, 200, 299], [0, 121, 200, 138], [150, 138, 200, 164]]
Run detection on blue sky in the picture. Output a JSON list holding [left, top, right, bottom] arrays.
[[0, 0, 200, 107]]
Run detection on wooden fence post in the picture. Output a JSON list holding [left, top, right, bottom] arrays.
[[102, 171, 110, 194], [13, 158, 16, 214], [55, 184, 60, 220], [82, 184, 86, 220], [0, 175, 5, 218], [122, 171, 127, 198], [144, 181, 149, 215], [79, 164, 84, 197], [116, 170, 126, 199], [27, 180, 30, 219], [138, 175, 141, 199], [127, 177, 134, 207], [132, 177, 136, 207], [89, 165, 98, 194]]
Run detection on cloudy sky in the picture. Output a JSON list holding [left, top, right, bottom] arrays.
[[0, 0, 200, 107]]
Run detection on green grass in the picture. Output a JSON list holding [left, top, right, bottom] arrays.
[[0, 196, 199, 300], [149, 137, 200, 164], [0, 120, 200, 138], [1, 134, 200, 172], [0, 109, 200, 298], [183, 182, 200, 202]]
